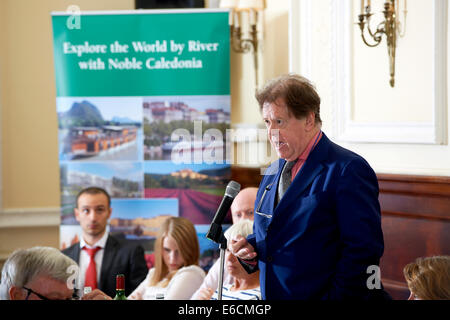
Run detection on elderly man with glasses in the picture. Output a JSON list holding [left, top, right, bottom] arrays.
[[0, 246, 79, 300]]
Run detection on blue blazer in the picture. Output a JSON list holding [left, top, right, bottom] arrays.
[[248, 133, 386, 300]]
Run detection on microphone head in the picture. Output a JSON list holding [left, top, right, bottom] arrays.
[[225, 180, 241, 198]]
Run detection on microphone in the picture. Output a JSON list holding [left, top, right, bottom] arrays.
[[206, 180, 241, 245]]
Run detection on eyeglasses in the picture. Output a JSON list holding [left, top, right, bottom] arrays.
[[22, 286, 79, 300], [255, 183, 273, 219]]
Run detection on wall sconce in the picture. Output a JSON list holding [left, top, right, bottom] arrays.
[[220, 0, 265, 87], [357, 0, 407, 87]]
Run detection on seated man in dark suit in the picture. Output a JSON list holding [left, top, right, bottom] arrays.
[[62, 187, 148, 298]]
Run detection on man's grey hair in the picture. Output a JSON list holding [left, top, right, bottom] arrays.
[[224, 219, 254, 246], [0, 246, 77, 300]]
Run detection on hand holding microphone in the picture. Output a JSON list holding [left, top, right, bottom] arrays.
[[229, 234, 257, 261], [206, 180, 257, 260]]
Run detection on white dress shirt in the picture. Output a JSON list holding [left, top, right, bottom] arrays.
[[128, 265, 205, 300], [77, 232, 109, 291]]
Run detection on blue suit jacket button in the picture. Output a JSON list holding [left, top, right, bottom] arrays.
[[267, 256, 273, 262]]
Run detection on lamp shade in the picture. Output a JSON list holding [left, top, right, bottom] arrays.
[[220, 0, 238, 8], [236, 0, 265, 10]]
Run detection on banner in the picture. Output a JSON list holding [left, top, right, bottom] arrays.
[[52, 9, 231, 272]]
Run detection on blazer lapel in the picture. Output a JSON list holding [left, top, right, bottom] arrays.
[[274, 133, 330, 213], [99, 235, 117, 289], [64, 243, 81, 264], [73, 245, 81, 264], [270, 159, 285, 210], [253, 160, 283, 231]]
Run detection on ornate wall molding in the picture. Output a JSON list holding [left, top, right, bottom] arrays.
[[289, 0, 312, 78], [333, 0, 447, 144], [0, 207, 60, 228], [290, 0, 448, 145]]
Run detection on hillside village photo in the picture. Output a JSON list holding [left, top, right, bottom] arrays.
[[143, 95, 230, 161]]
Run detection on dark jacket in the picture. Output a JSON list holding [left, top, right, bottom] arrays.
[[249, 133, 389, 300], [62, 234, 148, 297]]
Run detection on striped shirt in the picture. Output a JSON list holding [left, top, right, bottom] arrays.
[[211, 284, 261, 300]]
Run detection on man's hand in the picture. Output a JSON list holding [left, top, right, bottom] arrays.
[[229, 235, 257, 261]]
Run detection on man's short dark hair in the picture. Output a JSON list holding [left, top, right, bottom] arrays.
[[76, 187, 111, 208], [255, 73, 322, 124]]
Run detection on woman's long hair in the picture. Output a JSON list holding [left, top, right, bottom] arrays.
[[149, 217, 200, 287], [403, 255, 450, 300]]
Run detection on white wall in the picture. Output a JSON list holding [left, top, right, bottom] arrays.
[[290, 0, 450, 176]]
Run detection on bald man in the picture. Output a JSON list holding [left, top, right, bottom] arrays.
[[191, 187, 258, 300], [230, 187, 258, 223]]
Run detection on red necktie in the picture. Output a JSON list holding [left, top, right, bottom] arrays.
[[83, 246, 101, 290]]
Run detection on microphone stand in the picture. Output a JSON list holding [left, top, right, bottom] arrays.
[[206, 223, 227, 300], [217, 233, 227, 300]]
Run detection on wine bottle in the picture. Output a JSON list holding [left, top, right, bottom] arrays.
[[113, 274, 127, 300]]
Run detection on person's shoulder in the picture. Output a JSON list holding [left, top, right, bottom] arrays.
[[323, 140, 377, 183], [176, 265, 206, 277], [261, 158, 284, 175], [326, 138, 362, 160], [108, 234, 143, 250], [257, 159, 284, 189], [325, 137, 373, 169], [62, 242, 79, 254]]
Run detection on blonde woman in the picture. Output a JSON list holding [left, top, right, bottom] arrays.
[[128, 217, 205, 300], [403, 255, 450, 300]]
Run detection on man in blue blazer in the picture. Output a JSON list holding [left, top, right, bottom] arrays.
[[230, 74, 390, 300]]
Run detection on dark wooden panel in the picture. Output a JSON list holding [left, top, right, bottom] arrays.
[[380, 215, 450, 278], [377, 173, 450, 300], [378, 193, 450, 221], [231, 166, 261, 189], [382, 279, 410, 300], [377, 174, 450, 197]]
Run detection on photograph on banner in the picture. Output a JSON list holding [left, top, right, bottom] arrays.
[[100, 199, 229, 273], [60, 224, 87, 251], [57, 97, 143, 161], [109, 198, 178, 268], [143, 95, 230, 163], [144, 160, 231, 225], [59, 161, 144, 225], [196, 224, 231, 273]]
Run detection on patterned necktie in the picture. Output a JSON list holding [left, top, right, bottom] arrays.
[[83, 246, 101, 290], [278, 160, 297, 203]]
